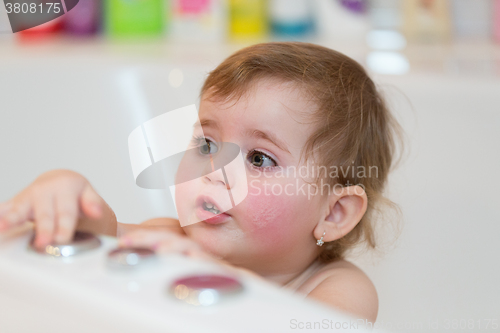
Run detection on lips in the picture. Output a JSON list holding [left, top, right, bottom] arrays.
[[195, 195, 231, 224]]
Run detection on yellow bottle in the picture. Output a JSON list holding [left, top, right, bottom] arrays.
[[402, 0, 452, 42], [229, 0, 268, 40]]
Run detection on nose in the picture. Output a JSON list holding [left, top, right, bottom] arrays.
[[203, 167, 231, 190], [200, 142, 242, 189]]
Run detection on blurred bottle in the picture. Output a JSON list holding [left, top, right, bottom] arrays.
[[494, 0, 500, 43], [402, 0, 451, 42], [63, 0, 101, 35], [18, 18, 63, 39], [18, 0, 64, 39], [314, 0, 369, 43], [169, 0, 227, 42], [229, 0, 267, 40], [269, 0, 313, 37], [105, 0, 164, 37], [451, 0, 492, 40], [369, 0, 402, 30], [13, 0, 64, 38]]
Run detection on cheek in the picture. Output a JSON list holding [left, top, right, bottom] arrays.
[[241, 190, 308, 249], [174, 181, 198, 220], [174, 184, 188, 208]]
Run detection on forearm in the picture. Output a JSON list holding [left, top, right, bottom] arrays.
[[115, 217, 185, 238]]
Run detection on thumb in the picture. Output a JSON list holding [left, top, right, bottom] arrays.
[[80, 184, 103, 219]]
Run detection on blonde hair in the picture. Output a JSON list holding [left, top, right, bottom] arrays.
[[201, 42, 402, 262]]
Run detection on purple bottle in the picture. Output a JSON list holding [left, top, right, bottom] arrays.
[[339, 0, 366, 14], [63, 0, 101, 35]]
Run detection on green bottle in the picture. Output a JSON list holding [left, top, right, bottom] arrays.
[[105, 0, 165, 37]]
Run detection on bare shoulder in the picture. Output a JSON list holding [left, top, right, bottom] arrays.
[[306, 259, 378, 322]]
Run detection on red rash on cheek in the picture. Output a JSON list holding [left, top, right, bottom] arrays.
[[241, 191, 298, 249]]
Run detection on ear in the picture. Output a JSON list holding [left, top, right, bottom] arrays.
[[314, 185, 368, 242]]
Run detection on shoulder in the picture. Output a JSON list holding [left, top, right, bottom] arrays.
[[307, 259, 378, 322]]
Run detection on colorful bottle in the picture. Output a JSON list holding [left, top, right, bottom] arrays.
[[18, 18, 63, 39], [10, 0, 64, 37], [169, 0, 227, 42], [269, 0, 314, 37], [63, 0, 102, 35], [315, 0, 369, 42], [402, 0, 452, 42], [105, 0, 165, 37], [229, 0, 267, 40], [369, 0, 402, 30], [451, 0, 492, 40]]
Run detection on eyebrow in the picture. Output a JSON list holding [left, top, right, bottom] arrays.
[[246, 129, 290, 154], [195, 119, 219, 129], [195, 119, 290, 154]]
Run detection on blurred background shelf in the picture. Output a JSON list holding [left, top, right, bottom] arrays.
[[2, 0, 500, 78], [1, 35, 499, 80]]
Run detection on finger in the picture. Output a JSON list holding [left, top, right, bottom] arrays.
[[33, 192, 56, 248], [0, 201, 13, 217], [0, 198, 32, 231], [79, 184, 102, 219], [155, 237, 203, 256], [0, 201, 13, 230], [54, 190, 79, 244]]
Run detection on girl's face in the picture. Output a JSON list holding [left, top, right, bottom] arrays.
[[175, 79, 327, 273]]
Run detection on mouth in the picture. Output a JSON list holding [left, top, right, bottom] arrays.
[[195, 195, 231, 225], [202, 201, 221, 215]]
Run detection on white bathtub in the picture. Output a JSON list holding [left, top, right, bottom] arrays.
[[0, 37, 499, 332]]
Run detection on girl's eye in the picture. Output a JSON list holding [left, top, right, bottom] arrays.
[[248, 150, 277, 168], [198, 138, 218, 155]]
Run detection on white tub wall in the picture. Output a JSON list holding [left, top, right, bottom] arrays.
[[0, 40, 499, 332], [349, 73, 500, 331], [0, 52, 217, 223]]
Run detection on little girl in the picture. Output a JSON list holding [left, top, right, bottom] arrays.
[[0, 42, 400, 323]]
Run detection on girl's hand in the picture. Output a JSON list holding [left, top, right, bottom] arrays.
[[118, 229, 215, 261], [118, 229, 268, 281], [0, 169, 106, 248]]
